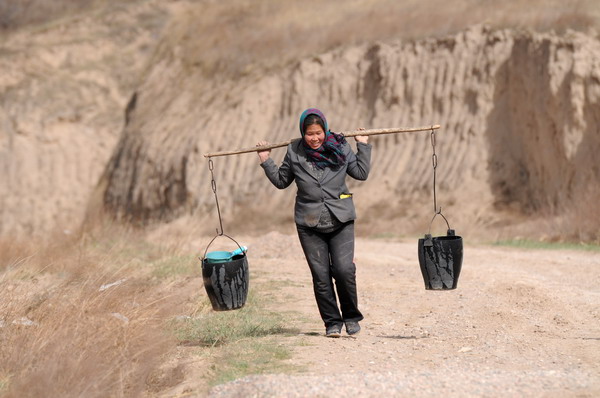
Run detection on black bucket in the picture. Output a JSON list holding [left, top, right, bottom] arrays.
[[200, 235, 249, 311], [418, 214, 463, 290]]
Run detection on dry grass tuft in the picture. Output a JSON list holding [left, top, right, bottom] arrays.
[[1, 278, 171, 397], [0, 221, 297, 395], [0, 224, 188, 397], [0, 217, 303, 395], [559, 185, 600, 244], [175, 293, 289, 347], [492, 184, 600, 245]]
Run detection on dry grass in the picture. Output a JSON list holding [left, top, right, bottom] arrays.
[[0, 222, 300, 396], [173, 291, 299, 386], [0, 224, 188, 397], [1, 2, 598, 392], [0, 0, 141, 31], [558, 185, 600, 244], [490, 184, 600, 245], [172, 0, 599, 80], [175, 293, 289, 347]]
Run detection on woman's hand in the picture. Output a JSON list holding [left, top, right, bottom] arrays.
[[256, 141, 271, 163], [354, 127, 369, 144]]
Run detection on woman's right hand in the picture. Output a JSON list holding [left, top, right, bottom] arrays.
[[256, 141, 271, 163]]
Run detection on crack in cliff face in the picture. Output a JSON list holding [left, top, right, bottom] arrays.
[[101, 128, 191, 225], [364, 44, 383, 125]]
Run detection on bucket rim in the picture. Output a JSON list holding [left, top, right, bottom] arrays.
[[427, 235, 462, 240], [205, 250, 232, 263]]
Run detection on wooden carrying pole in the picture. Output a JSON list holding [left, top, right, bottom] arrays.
[[204, 124, 441, 158]]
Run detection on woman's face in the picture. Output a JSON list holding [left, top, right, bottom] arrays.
[[304, 124, 325, 149]]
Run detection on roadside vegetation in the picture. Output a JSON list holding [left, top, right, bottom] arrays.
[[0, 224, 299, 397], [174, 292, 300, 387], [492, 239, 600, 252]]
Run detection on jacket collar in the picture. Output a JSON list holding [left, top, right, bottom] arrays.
[[296, 141, 331, 182]]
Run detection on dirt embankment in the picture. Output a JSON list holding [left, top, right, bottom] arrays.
[[100, 25, 600, 241], [1, 1, 599, 242], [0, 0, 182, 236]]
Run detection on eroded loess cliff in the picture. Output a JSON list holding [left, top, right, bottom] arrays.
[[0, 0, 182, 236], [99, 25, 600, 240], [2, 0, 599, 241]]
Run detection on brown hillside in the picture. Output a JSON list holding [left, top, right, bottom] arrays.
[[100, 24, 600, 242], [0, 0, 183, 235], [1, 0, 599, 240]]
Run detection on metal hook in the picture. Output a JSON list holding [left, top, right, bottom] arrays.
[[207, 157, 225, 236]]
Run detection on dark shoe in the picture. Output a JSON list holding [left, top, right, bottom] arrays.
[[325, 324, 342, 338], [345, 321, 361, 336]]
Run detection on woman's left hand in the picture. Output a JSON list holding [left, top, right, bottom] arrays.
[[354, 127, 368, 144]]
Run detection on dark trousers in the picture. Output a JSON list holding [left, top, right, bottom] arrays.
[[296, 221, 363, 328]]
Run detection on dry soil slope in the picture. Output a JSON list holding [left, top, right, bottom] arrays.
[[101, 26, 600, 236], [0, 0, 182, 236], [2, 1, 599, 240]]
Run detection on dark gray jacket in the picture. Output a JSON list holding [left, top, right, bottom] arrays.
[[260, 139, 372, 227]]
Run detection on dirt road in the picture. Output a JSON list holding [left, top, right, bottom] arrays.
[[194, 232, 600, 397]]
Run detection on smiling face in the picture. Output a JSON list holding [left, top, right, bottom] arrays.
[[304, 123, 326, 149]]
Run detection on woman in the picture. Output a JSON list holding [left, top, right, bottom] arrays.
[[256, 108, 371, 337]]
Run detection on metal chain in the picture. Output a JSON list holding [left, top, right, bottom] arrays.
[[430, 128, 440, 214], [426, 127, 452, 235], [208, 158, 224, 235]]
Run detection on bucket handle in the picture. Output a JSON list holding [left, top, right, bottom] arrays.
[[423, 210, 455, 247], [200, 233, 244, 261]]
